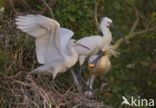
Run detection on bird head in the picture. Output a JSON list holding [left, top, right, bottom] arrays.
[[100, 17, 129, 44], [100, 17, 113, 28]]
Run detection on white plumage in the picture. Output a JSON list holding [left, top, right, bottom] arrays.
[[86, 45, 118, 93], [73, 17, 116, 96], [16, 14, 83, 79], [74, 17, 113, 65]]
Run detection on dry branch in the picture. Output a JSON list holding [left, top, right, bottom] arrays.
[[39, 0, 57, 18], [0, 71, 109, 108], [94, 1, 99, 29], [113, 6, 155, 49]]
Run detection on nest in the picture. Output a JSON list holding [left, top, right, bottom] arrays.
[[0, 10, 112, 108], [0, 72, 111, 108]]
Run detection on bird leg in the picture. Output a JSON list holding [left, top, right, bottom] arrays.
[[89, 50, 105, 68], [70, 68, 82, 93], [77, 65, 87, 86], [85, 75, 95, 98]]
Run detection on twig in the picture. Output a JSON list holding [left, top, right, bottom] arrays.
[[31, 100, 40, 108], [41, 0, 56, 18], [70, 68, 83, 93], [73, 103, 82, 108], [94, 1, 99, 29], [129, 6, 140, 34], [51, 81, 64, 97], [63, 84, 75, 96], [129, 27, 155, 37], [22, 0, 31, 9], [8, 0, 18, 15], [11, 79, 39, 89], [113, 6, 155, 49], [146, 18, 156, 28]]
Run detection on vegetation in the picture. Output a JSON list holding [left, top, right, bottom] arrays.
[[0, 0, 156, 107]]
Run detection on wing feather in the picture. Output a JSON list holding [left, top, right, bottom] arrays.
[[60, 28, 74, 55], [16, 15, 62, 64]]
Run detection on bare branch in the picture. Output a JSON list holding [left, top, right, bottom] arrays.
[[113, 26, 154, 49], [130, 27, 155, 37], [113, 6, 140, 49], [8, 0, 17, 14], [40, 0, 57, 18], [22, 0, 31, 9], [129, 6, 140, 34], [94, 1, 99, 30], [146, 17, 156, 28], [113, 5, 155, 49]]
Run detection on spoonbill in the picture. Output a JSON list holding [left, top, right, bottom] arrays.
[[85, 45, 118, 97], [15, 14, 90, 81], [74, 17, 113, 65], [74, 17, 124, 82]]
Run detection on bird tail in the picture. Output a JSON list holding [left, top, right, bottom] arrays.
[[30, 65, 58, 79], [30, 65, 50, 74]]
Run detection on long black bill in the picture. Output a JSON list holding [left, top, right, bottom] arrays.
[[111, 24, 129, 44]]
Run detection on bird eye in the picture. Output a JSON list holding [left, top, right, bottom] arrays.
[[108, 22, 112, 25], [100, 31, 103, 36], [107, 22, 112, 27]]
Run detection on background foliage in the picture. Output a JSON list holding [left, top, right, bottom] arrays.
[[0, 0, 156, 107]]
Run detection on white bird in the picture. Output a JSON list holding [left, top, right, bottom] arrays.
[[74, 17, 114, 82], [74, 17, 126, 83], [15, 14, 90, 80], [85, 45, 118, 97], [74, 17, 113, 66], [75, 16, 127, 66]]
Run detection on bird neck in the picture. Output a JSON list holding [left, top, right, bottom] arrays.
[[64, 41, 78, 67], [65, 41, 78, 59], [69, 45, 78, 58], [101, 26, 112, 45]]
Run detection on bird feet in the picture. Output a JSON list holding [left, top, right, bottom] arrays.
[[84, 90, 94, 99], [77, 73, 87, 87], [77, 66, 87, 87]]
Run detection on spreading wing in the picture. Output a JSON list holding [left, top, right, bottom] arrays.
[[16, 15, 62, 64], [60, 28, 74, 55]]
